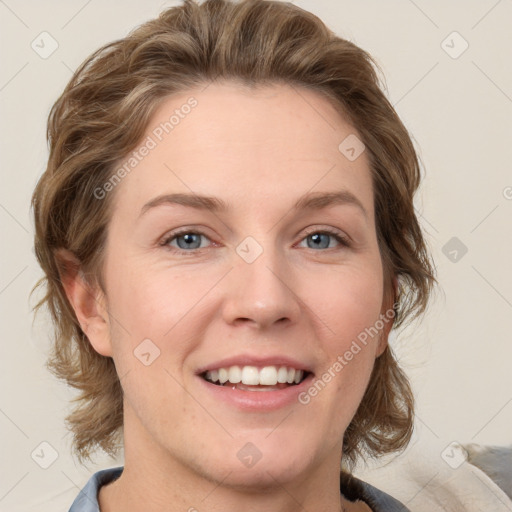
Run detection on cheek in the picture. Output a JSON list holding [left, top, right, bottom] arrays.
[[303, 262, 384, 342], [103, 265, 195, 427], [103, 256, 226, 387], [298, 263, 384, 420], [105, 258, 208, 337]]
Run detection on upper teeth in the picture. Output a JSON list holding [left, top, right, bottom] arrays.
[[204, 366, 304, 386]]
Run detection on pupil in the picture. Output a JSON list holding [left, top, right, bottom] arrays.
[[309, 233, 329, 249], [178, 233, 201, 249]]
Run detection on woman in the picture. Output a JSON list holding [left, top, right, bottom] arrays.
[[31, 0, 435, 510]]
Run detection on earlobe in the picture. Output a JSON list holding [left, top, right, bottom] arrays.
[[376, 321, 392, 357], [376, 274, 398, 357], [55, 249, 113, 357]]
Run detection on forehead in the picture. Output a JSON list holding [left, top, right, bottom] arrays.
[[109, 82, 374, 219]]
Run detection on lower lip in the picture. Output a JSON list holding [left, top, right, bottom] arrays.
[[197, 374, 315, 411]]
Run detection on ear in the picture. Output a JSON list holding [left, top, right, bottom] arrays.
[[55, 248, 113, 357], [376, 275, 398, 357]]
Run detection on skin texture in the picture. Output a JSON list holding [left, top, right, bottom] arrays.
[[62, 82, 393, 512]]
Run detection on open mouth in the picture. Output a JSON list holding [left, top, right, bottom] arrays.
[[201, 365, 310, 391]]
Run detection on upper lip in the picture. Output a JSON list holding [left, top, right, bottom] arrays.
[[195, 354, 314, 375]]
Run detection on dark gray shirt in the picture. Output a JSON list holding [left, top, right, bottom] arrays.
[[68, 466, 411, 511]]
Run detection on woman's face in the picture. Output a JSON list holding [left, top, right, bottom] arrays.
[[93, 82, 391, 487]]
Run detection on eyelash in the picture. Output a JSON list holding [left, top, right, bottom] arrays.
[[160, 227, 351, 253]]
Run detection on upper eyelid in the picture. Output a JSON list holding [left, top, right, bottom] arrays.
[[301, 225, 347, 237]]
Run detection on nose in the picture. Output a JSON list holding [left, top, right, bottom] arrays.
[[221, 244, 301, 330]]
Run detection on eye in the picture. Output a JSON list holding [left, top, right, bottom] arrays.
[[298, 229, 350, 250], [160, 228, 350, 253], [162, 231, 211, 251]]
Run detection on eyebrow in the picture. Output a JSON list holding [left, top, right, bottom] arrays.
[[139, 190, 367, 218]]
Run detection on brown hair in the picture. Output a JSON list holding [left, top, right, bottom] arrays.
[[31, 0, 435, 469]]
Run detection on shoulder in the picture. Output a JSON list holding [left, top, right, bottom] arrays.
[[351, 437, 512, 511], [68, 466, 124, 512], [340, 471, 411, 512]]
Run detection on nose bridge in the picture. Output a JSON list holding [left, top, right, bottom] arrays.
[[223, 237, 300, 328]]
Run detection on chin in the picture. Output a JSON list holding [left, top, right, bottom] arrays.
[[192, 438, 315, 490], [211, 459, 308, 491]]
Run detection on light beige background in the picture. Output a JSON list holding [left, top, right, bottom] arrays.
[[1, 1, 511, 511]]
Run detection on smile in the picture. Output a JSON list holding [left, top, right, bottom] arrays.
[[202, 365, 308, 391]]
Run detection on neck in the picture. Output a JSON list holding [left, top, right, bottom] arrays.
[[100, 455, 349, 512], [98, 411, 352, 512]]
